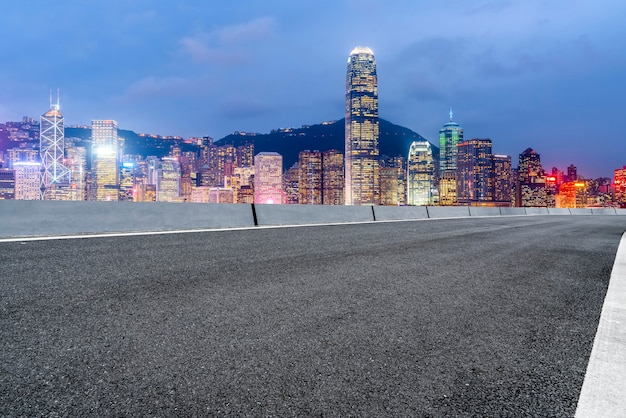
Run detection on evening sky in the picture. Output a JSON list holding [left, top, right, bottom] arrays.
[[1, 0, 625, 177]]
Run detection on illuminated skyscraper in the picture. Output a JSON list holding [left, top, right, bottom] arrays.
[[157, 157, 181, 202], [493, 154, 513, 206], [0, 169, 16, 199], [254, 152, 283, 204], [322, 150, 344, 205], [517, 148, 547, 207], [65, 145, 87, 201], [614, 166, 626, 207], [13, 162, 41, 200], [379, 156, 406, 206], [91, 120, 119, 201], [284, 163, 300, 204], [438, 110, 463, 205], [299, 150, 322, 205], [345, 46, 379, 205], [457, 139, 494, 205], [407, 141, 435, 205], [40, 94, 70, 199]]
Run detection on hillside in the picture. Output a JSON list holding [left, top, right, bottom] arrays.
[[62, 119, 437, 170], [217, 118, 436, 169]]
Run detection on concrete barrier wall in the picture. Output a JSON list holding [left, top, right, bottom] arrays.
[[0, 200, 255, 238], [548, 208, 571, 215], [426, 206, 470, 218], [469, 207, 502, 217], [592, 208, 617, 215], [254, 204, 374, 226], [525, 207, 549, 215], [2, 200, 624, 239], [570, 208, 593, 215], [500, 207, 527, 216], [373, 206, 428, 221]]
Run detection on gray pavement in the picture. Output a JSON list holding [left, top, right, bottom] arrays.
[[1, 216, 625, 416]]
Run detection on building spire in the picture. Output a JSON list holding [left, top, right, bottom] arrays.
[[449, 107, 453, 122]]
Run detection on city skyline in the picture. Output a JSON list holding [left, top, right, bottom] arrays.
[[1, 1, 625, 179]]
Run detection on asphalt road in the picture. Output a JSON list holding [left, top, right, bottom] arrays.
[[1, 216, 625, 416]]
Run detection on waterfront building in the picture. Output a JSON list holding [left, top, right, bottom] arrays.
[[345, 46, 379, 205], [322, 150, 344, 205], [438, 110, 463, 205], [493, 154, 513, 206], [254, 152, 283, 204], [614, 166, 626, 207], [40, 95, 70, 199], [0, 168, 15, 199], [299, 150, 323, 205], [92, 120, 119, 201], [407, 141, 435, 206], [7, 148, 39, 168], [13, 162, 41, 200], [457, 139, 494, 205], [517, 148, 547, 207], [157, 157, 181, 202], [284, 163, 299, 204], [65, 145, 87, 201]]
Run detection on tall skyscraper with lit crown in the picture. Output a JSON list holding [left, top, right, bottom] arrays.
[[40, 93, 70, 199], [345, 46, 379, 205]]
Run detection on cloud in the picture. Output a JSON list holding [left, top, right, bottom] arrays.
[[178, 17, 276, 65], [179, 37, 246, 65], [216, 17, 276, 45], [115, 76, 207, 102]]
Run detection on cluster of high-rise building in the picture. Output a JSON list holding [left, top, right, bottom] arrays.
[[0, 47, 623, 208]]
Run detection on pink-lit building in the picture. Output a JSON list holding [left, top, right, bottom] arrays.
[[254, 152, 283, 204]]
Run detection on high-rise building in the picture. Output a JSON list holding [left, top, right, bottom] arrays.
[[567, 164, 578, 182], [517, 148, 547, 207], [7, 148, 39, 168], [614, 166, 626, 207], [407, 141, 435, 206], [157, 157, 181, 202], [91, 120, 119, 201], [457, 139, 494, 205], [13, 162, 41, 200], [493, 154, 513, 206], [345, 46, 379, 205], [378, 156, 406, 206], [65, 144, 87, 201], [40, 94, 70, 199], [284, 163, 299, 204], [0, 168, 16, 199], [254, 152, 283, 204], [556, 181, 587, 208], [322, 150, 344, 205], [438, 110, 463, 205], [439, 109, 463, 172], [298, 150, 323, 205]]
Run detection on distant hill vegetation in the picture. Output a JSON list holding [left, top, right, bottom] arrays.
[[217, 118, 436, 169], [64, 118, 437, 169]]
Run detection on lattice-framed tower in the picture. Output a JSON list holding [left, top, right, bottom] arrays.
[[40, 91, 70, 199]]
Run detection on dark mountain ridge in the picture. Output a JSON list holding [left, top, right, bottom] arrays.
[[63, 119, 437, 169]]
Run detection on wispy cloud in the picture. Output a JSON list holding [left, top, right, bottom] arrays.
[[179, 17, 276, 65]]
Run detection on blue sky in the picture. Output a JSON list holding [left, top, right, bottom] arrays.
[[1, 0, 625, 178]]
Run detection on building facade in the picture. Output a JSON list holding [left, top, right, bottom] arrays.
[[345, 46, 379, 205], [407, 140, 435, 206], [40, 97, 70, 199], [457, 139, 494, 205], [438, 110, 463, 205], [91, 120, 119, 201], [254, 152, 283, 204]]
